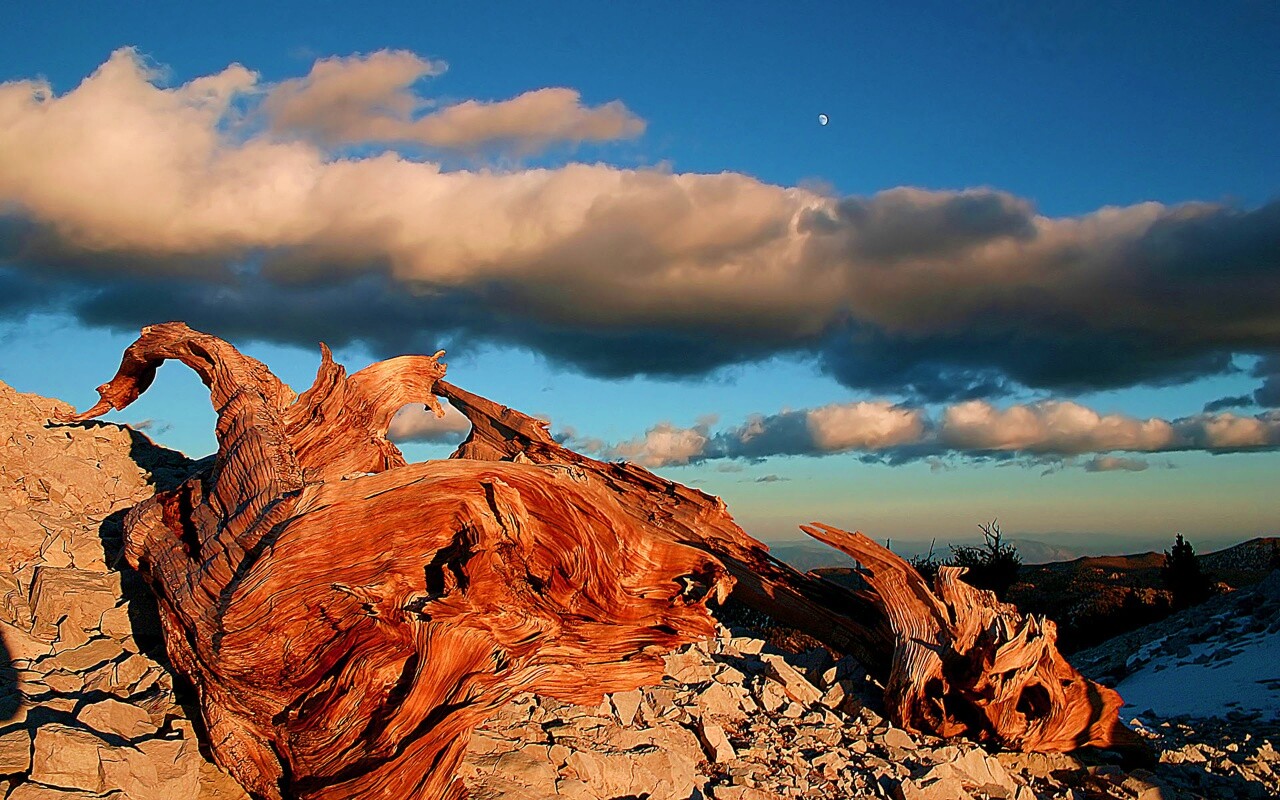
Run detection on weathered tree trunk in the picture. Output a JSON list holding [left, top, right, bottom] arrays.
[[60, 323, 731, 800], [800, 523, 1135, 751], [60, 323, 1133, 799]]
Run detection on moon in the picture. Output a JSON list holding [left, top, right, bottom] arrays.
[[818, 113, 829, 126]]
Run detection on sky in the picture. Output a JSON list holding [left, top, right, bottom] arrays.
[[2, 1, 1278, 553]]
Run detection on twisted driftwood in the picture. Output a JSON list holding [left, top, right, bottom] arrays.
[[61, 323, 1133, 799], [802, 523, 1130, 751]]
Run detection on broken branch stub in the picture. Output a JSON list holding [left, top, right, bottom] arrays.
[[59, 323, 1132, 798]]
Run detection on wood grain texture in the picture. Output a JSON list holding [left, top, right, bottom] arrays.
[[59, 323, 1130, 798], [60, 323, 730, 800], [801, 522, 1136, 751]]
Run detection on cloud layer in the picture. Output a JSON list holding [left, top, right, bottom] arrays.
[[581, 399, 1280, 468], [387, 401, 472, 444], [263, 50, 644, 152], [1, 49, 1279, 404]]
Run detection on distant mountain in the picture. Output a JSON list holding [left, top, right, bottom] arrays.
[[1008, 536, 1278, 653], [768, 537, 1114, 572], [766, 539, 943, 572], [765, 533, 1277, 570], [1005, 538, 1089, 565], [765, 542, 858, 572]]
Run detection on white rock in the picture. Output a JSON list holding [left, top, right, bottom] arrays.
[[28, 567, 121, 648], [30, 724, 112, 793], [697, 720, 736, 763], [100, 736, 203, 800], [698, 681, 746, 719], [43, 636, 122, 673], [881, 726, 916, 750], [760, 654, 821, 706], [6, 783, 122, 800], [79, 697, 160, 739], [926, 748, 1020, 794], [0, 618, 52, 662], [0, 728, 32, 773], [664, 650, 716, 684], [610, 689, 643, 726]]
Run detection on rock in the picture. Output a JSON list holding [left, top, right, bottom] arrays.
[[926, 748, 1020, 795], [714, 787, 774, 800], [6, 784, 123, 800], [760, 653, 822, 706], [97, 603, 136, 644], [697, 720, 736, 763], [610, 689, 642, 726], [821, 680, 847, 709], [714, 663, 747, 684], [882, 726, 916, 750], [997, 750, 1080, 779], [696, 681, 743, 720], [41, 636, 122, 673], [78, 697, 159, 739], [900, 775, 975, 800], [30, 724, 113, 794], [28, 567, 121, 648], [1, 381, 248, 799], [0, 618, 52, 662], [102, 736, 203, 800], [0, 728, 32, 773], [756, 678, 789, 713], [197, 758, 255, 800], [665, 649, 716, 684]]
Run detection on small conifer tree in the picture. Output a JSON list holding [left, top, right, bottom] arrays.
[[1162, 533, 1212, 609]]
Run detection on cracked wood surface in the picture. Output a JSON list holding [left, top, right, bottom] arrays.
[[59, 323, 1131, 799]]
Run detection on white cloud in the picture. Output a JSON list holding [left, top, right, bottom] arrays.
[[806, 401, 927, 451], [584, 401, 1280, 468], [939, 400, 1176, 454], [1083, 456, 1150, 472], [1173, 411, 1280, 449], [597, 420, 712, 468], [1, 50, 1277, 398], [262, 50, 642, 152], [387, 401, 471, 444]]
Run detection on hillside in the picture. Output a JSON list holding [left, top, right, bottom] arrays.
[[1010, 538, 1278, 653]]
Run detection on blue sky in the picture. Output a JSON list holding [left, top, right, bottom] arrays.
[[2, 2, 1278, 552]]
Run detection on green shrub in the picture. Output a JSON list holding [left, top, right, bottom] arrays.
[[949, 519, 1021, 600]]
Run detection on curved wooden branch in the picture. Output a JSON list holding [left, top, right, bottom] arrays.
[[60, 323, 731, 800], [59, 324, 1133, 799], [800, 522, 1135, 751]]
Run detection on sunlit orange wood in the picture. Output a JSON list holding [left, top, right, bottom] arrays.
[[61, 323, 1131, 799]]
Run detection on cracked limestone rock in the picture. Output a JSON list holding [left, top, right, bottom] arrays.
[[0, 380, 250, 800]]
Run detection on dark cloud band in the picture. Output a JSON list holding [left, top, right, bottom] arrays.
[[2, 50, 1279, 405]]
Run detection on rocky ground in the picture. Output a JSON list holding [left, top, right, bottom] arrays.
[[0, 380, 246, 799], [1, 377, 1277, 799], [462, 622, 1280, 799]]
